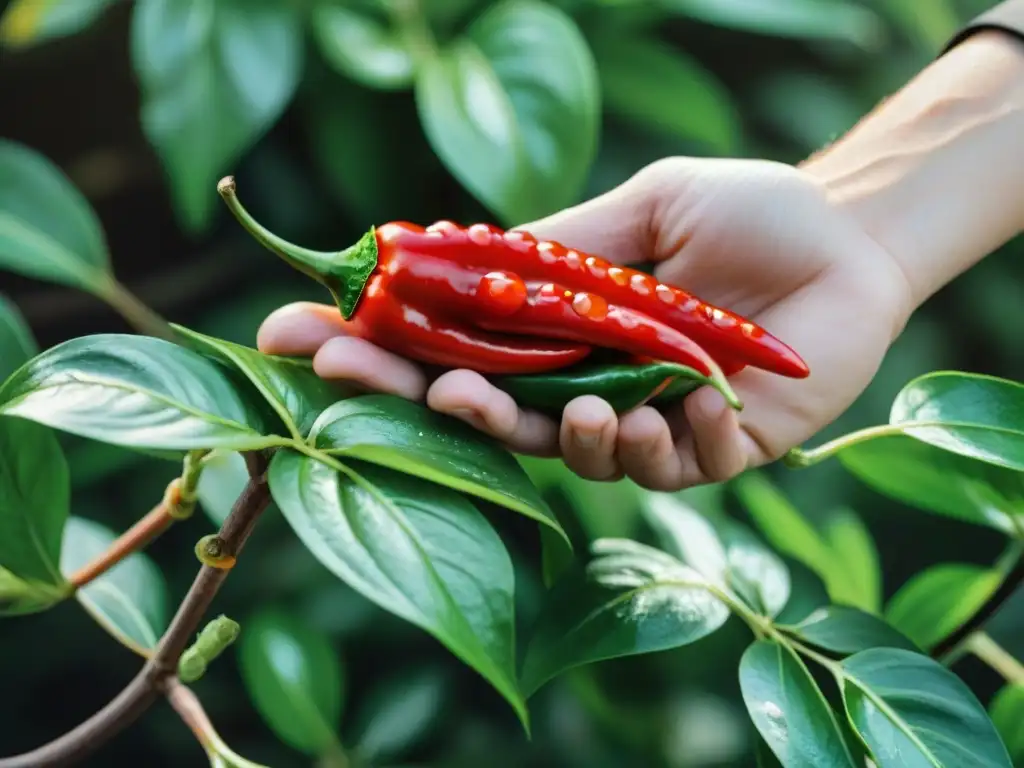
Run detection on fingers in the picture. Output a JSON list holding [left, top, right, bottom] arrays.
[[559, 396, 622, 481], [257, 302, 347, 356], [616, 407, 689, 490], [426, 370, 560, 456], [683, 387, 748, 481], [314, 336, 428, 401]]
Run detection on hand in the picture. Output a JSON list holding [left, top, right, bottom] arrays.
[[256, 156, 913, 490]]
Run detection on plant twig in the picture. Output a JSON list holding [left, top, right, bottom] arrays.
[[965, 632, 1024, 684], [166, 678, 271, 768], [934, 554, 1024, 659], [0, 452, 271, 768]]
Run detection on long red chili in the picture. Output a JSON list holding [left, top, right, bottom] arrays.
[[217, 178, 809, 379]]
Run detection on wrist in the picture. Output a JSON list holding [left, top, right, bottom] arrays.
[[801, 30, 1024, 312]]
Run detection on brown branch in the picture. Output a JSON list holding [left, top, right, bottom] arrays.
[[0, 452, 271, 768]]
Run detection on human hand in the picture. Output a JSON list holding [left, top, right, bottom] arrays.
[[256, 156, 914, 490]]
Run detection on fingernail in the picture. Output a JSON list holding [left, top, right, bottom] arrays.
[[573, 429, 600, 448]]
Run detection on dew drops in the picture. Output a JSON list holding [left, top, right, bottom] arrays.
[[565, 250, 582, 269], [631, 273, 653, 295], [656, 284, 675, 304], [572, 292, 608, 320], [467, 223, 492, 246], [608, 267, 628, 286], [585, 256, 607, 278]]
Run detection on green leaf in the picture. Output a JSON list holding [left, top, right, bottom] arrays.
[[268, 451, 528, 728], [237, 608, 343, 756], [520, 538, 730, 696], [890, 373, 1024, 472], [0, 415, 69, 587], [311, 2, 414, 90], [588, 30, 740, 154], [989, 684, 1024, 763], [840, 648, 1013, 767], [415, 0, 599, 225], [884, 563, 1002, 651], [782, 606, 919, 655], [130, 0, 303, 233], [0, 0, 117, 47], [0, 334, 273, 452], [60, 516, 169, 655], [774, 557, 830, 626], [494, 360, 742, 416], [0, 566, 67, 616], [196, 451, 250, 526], [820, 507, 882, 614], [0, 294, 37, 381], [350, 668, 447, 764], [641, 492, 790, 617], [839, 435, 1024, 536], [739, 639, 859, 767], [310, 394, 569, 547], [660, 0, 885, 49], [173, 324, 347, 440], [0, 139, 112, 293], [732, 473, 881, 613]]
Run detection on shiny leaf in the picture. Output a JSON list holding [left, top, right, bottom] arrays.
[[195, 451, 250, 526], [885, 563, 1002, 651], [989, 684, 1024, 763], [740, 639, 858, 767], [521, 538, 730, 696], [310, 394, 568, 547], [782, 606, 919, 655], [60, 516, 169, 655], [174, 324, 347, 439], [0, 334, 273, 451], [415, 0, 599, 225], [0, 294, 36, 381], [268, 451, 527, 727], [589, 30, 740, 154], [642, 492, 789, 616], [237, 608, 343, 756], [130, 0, 303, 232], [839, 435, 1024, 536], [312, 2, 413, 90], [0, 139, 111, 292], [661, 0, 885, 49], [840, 648, 1012, 767]]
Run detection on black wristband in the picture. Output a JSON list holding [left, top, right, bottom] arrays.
[[943, 0, 1024, 53]]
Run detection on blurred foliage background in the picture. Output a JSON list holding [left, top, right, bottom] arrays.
[[1, 0, 1021, 766]]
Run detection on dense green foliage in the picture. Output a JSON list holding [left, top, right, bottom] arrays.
[[1, 1, 1022, 767]]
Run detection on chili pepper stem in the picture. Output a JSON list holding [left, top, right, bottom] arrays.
[[216, 177, 378, 319]]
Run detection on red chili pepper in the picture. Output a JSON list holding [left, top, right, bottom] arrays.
[[216, 178, 808, 379]]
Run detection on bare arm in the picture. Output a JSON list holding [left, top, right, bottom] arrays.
[[802, 29, 1024, 316]]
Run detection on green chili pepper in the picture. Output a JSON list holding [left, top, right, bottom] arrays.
[[492, 360, 742, 416]]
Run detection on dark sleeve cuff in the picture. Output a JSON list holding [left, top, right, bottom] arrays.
[[944, 0, 1024, 53]]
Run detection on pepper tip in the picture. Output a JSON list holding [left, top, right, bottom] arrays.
[[217, 176, 236, 197]]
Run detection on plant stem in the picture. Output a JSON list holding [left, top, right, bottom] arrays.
[[783, 424, 901, 468], [96, 277, 176, 341], [165, 679, 215, 749], [965, 632, 1024, 684], [0, 453, 271, 768], [68, 497, 174, 588]]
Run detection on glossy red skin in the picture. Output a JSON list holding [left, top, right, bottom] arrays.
[[339, 273, 591, 374], [373, 220, 809, 378]]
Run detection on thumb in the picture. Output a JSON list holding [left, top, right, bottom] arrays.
[[512, 160, 689, 265]]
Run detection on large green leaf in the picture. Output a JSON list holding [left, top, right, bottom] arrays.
[[781, 606, 918, 655], [174, 324, 346, 439], [884, 563, 1002, 651], [0, 0, 116, 47], [520, 538, 730, 696], [237, 608, 344, 757], [0, 566, 67, 616], [739, 639, 858, 767], [60, 516, 169, 655], [989, 684, 1024, 764], [130, 0, 303, 233], [891, 373, 1024, 472], [0, 139, 112, 293], [268, 451, 527, 727], [588, 30, 739, 154], [415, 0, 599, 225], [820, 507, 882, 614], [310, 395, 568, 547], [0, 334, 273, 452], [641, 492, 790, 617], [311, 2, 413, 90], [349, 668, 447, 765], [839, 435, 1024, 536], [840, 648, 1012, 767], [660, 0, 884, 49], [0, 417, 69, 587]]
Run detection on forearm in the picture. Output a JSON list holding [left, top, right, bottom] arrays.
[[801, 30, 1024, 313]]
